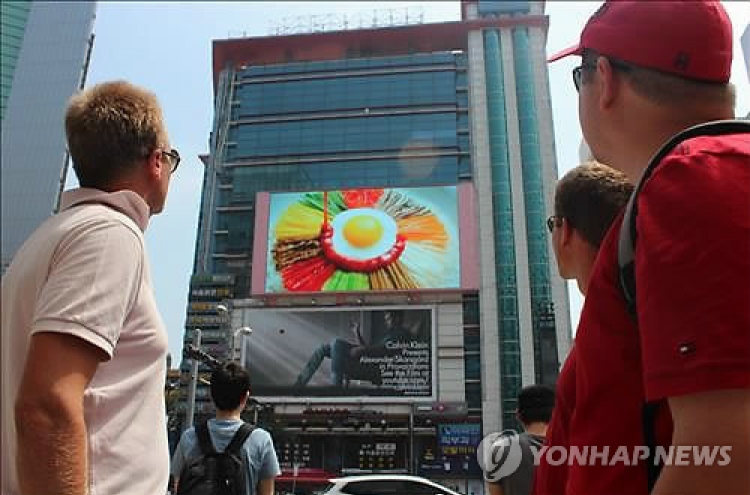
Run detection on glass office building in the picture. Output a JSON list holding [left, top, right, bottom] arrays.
[[1, 1, 96, 272], [182, 1, 570, 489], [1, 1, 32, 120]]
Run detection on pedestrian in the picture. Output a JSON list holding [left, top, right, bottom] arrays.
[[548, 161, 633, 296], [1, 80, 179, 494], [171, 362, 281, 495], [536, 160, 632, 494], [540, 2, 750, 494], [486, 385, 555, 495]]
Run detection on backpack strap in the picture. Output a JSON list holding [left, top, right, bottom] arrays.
[[618, 119, 750, 318], [224, 423, 254, 455], [195, 421, 217, 455]]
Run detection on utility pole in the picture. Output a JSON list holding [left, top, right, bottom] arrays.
[[233, 326, 252, 365], [409, 405, 415, 474], [184, 328, 202, 431]]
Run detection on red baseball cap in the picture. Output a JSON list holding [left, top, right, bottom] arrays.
[[548, 1, 733, 83]]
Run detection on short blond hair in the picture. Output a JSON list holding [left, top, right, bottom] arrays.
[[65, 80, 165, 188]]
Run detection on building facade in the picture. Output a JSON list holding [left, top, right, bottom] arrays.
[[742, 23, 749, 82], [180, 1, 570, 490], [743, 23, 749, 119], [1, 1, 96, 271], [1, 1, 32, 120]]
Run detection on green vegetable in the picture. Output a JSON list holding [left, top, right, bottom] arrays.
[[300, 191, 347, 216], [323, 270, 370, 291]]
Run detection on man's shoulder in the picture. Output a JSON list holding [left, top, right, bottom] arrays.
[[179, 426, 198, 444], [31, 205, 146, 262], [679, 132, 750, 156], [207, 421, 271, 446], [246, 426, 273, 446], [518, 433, 545, 454], [63, 202, 145, 239], [13, 203, 142, 256], [657, 132, 750, 176]]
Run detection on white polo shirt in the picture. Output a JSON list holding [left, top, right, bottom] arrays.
[[1, 188, 170, 495]]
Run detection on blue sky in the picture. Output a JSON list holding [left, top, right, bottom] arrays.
[[71, 2, 749, 366]]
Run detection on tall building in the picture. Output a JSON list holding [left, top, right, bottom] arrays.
[[182, 1, 570, 490], [1, 2, 31, 120], [742, 23, 749, 82], [742, 23, 750, 120], [1, 1, 96, 271]]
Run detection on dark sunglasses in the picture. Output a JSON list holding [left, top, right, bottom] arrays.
[[161, 148, 181, 173], [572, 64, 595, 92], [546, 215, 563, 233]]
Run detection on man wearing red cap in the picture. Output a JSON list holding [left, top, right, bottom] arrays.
[[538, 2, 750, 495]]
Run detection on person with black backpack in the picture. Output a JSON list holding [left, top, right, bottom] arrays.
[[541, 2, 750, 495], [171, 362, 280, 495]]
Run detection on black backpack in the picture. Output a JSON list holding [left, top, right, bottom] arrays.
[[617, 119, 750, 492], [176, 421, 255, 495]]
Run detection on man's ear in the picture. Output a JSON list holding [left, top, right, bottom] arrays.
[[145, 148, 165, 180], [596, 56, 620, 111], [560, 218, 574, 247]]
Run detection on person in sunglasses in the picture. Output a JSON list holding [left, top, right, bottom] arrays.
[[534, 161, 631, 495], [548, 161, 632, 296], [543, 2, 750, 494], [2, 81, 180, 495]]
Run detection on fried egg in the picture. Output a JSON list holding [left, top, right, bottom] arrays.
[[329, 208, 397, 261]]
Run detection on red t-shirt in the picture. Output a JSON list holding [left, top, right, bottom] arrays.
[[533, 345, 577, 494], [534, 134, 750, 495]]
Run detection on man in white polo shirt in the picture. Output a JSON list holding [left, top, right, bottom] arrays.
[[1, 81, 179, 495]]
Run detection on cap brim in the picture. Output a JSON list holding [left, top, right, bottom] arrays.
[[547, 44, 582, 63]]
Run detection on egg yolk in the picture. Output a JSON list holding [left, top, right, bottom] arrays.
[[343, 215, 383, 248]]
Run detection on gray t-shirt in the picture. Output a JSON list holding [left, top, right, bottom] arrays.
[[171, 419, 281, 495], [492, 433, 545, 495]]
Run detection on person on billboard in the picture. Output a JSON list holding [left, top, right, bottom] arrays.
[[2, 81, 178, 495], [294, 310, 425, 387], [294, 315, 379, 387]]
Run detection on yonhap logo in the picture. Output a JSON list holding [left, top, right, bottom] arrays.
[[477, 430, 523, 481]]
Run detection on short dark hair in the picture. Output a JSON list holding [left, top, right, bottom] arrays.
[[581, 49, 735, 108], [65, 80, 167, 189], [555, 161, 633, 248], [210, 362, 251, 411], [517, 385, 555, 425]]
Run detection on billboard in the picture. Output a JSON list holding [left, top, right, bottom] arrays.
[[263, 186, 459, 293], [438, 423, 482, 457], [239, 307, 434, 398]]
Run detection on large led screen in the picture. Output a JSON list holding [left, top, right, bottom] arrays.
[[239, 308, 433, 398], [265, 186, 459, 293]]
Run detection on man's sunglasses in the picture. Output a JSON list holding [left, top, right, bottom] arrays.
[[547, 215, 563, 233], [161, 148, 181, 173], [572, 64, 595, 92], [573, 58, 632, 91]]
